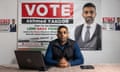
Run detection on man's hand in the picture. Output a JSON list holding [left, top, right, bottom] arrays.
[[58, 57, 70, 68]]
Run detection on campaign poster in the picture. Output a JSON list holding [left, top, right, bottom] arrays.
[[102, 17, 115, 30], [0, 19, 16, 32], [18, 0, 102, 51]]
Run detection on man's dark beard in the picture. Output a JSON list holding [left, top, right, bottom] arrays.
[[85, 17, 94, 24]]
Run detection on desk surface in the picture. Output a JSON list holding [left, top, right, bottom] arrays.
[[0, 64, 120, 72]]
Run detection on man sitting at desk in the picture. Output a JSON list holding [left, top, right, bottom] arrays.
[[45, 25, 84, 68]]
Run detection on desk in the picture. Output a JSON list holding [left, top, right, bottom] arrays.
[[0, 64, 120, 72]]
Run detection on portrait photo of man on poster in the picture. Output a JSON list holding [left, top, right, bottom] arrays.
[[9, 19, 16, 32], [75, 2, 102, 50]]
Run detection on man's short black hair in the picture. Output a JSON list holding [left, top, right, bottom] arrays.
[[83, 2, 96, 10], [57, 25, 68, 33]]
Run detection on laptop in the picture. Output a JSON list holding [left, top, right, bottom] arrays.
[[15, 50, 47, 71]]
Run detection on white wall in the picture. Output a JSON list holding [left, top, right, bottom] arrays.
[[0, 33, 16, 64], [0, 0, 17, 64], [0, 0, 120, 64]]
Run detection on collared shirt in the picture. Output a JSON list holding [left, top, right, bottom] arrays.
[[82, 22, 97, 41]]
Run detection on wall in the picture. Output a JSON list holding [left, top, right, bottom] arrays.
[[0, 0, 120, 64], [0, 0, 17, 64]]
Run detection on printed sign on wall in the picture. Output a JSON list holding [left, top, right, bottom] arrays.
[[18, 0, 102, 50], [0, 19, 16, 32]]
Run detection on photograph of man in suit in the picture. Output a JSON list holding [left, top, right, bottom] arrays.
[[75, 3, 101, 50], [115, 17, 120, 30], [10, 19, 16, 32]]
